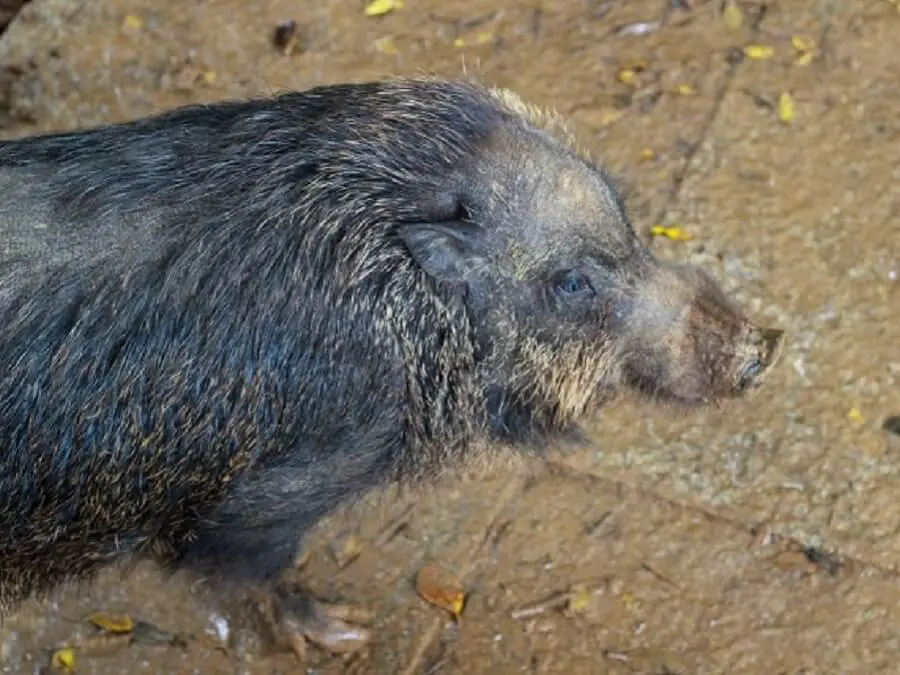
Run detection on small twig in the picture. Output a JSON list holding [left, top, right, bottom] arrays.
[[373, 503, 415, 547], [509, 591, 574, 620], [640, 562, 681, 590]]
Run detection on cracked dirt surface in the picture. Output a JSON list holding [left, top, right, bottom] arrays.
[[1, 0, 898, 673]]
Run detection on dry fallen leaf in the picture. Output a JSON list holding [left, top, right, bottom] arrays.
[[743, 44, 774, 60], [617, 68, 639, 87], [777, 92, 795, 124], [848, 407, 865, 424], [123, 14, 143, 30], [364, 0, 403, 17], [791, 35, 815, 52], [50, 647, 76, 672], [566, 585, 594, 614], [674, 83, 696, 96], [650, 225, 693, 241], [639, 148, 655, 161], [329, 533, 363, 568], [86, 611, 135, 634], [415, 564, 465, 617], [617, 60, 648, 87], [723, 2, 743, 31], [791, 34, 816, 66]]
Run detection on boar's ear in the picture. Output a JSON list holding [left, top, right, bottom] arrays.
[[399, 221, 484, 284]]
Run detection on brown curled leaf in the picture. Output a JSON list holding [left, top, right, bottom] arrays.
[[415, 564, 465, 617]]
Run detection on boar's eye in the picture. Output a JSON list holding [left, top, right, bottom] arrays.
[[553, 270, 595, 299]]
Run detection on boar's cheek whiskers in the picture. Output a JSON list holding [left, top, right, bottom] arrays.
[[510, 336, 617, 425]]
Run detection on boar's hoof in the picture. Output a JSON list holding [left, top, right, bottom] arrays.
[[270, 583, 374, 660]]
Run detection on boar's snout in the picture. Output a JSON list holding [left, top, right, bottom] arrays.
[[620, 263, 785, 406]]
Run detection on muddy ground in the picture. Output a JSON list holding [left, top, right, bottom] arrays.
[[1, 0, 898, 673]]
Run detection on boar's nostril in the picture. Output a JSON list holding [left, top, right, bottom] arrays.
[[735, 327, 785, 393], [736, 358, 763, 391], [757, 328, 785, 369]]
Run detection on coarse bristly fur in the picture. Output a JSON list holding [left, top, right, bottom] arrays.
[[0, 77, 783, 618]]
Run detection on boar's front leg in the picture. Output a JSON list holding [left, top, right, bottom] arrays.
[[177, 446, 392, 658]]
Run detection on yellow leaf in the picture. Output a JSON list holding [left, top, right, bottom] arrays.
[[567, 587, 593, 613], [848, 407, 865, 424], [639, 148, 655, 160], [364, 0, 403, 18], [202, 70, 217, 85], [723, 2, 743, 31], [791, 35, 815, 52], [51, 648, 76, 672], [123, 14, 143, 30], [777, 92, 794, 124], [375, 35, 399, 55], [617, 68, 639, 87], [675, 83, 696, 96], [791, 34, 815, 66], [743, 44, 774, 60], [650, 225, 693, 241], [453, 37, 465, 47]]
